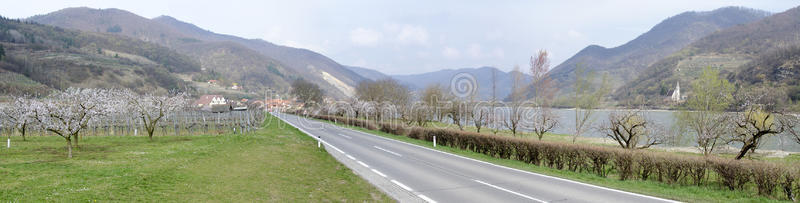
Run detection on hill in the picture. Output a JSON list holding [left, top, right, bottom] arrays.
[[619, 5, 800, 106], [547, 7, 769, 101], [391, 67, 531, 100], [0, 16, 198, 95], [345, 66, 390, 81], [26, 7, 367, 98], [152, 15, 366, 98]]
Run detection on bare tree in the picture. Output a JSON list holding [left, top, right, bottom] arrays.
[[471, 103, 489, 133], [355, 79, 410, 122], [32, 88, 121, 158], [422, 84, 451, 122], [123, 90, 188, 140], [572, 64, 608, 143], [730, 87, 789, 159], [529, 50, 559, 140], [0, 97, 36, 141], [677, 67, 734, 155], [601, 110, 667, 149], [782, 114, 799, 144], [505, 66, 525, 136], [291, 79, 324, 108]]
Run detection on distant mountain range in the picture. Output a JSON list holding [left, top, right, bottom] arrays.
[[27, 7, 367, 98], [370, 66, 530, 101], [3, 5, 799, 107], [546, 7, 770, 102]]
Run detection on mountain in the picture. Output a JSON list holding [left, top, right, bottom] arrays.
[[619, 5, 800, 106], [547, 7, 770, 101], [152, 15, 367, 98], [391, 67, 530, 100], [345, 66, 390, 81], [0, 16, 197, 95], [28, 7, 367, 98]]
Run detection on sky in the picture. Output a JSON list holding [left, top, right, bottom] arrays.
[[0, 1, 797, 75]]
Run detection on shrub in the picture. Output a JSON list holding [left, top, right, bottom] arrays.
[[379, 121, 408, 135], [310, 114, 797, 200], [751, 163, 783, 196], [711, 158, 751, 190], [684, 157, 707, 185], [636, 152, 657, 181], [614, 150, 635, 181], [584, 147, 611, 177]]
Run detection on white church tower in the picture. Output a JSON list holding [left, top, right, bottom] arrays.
[[670, 81, 681, 102]]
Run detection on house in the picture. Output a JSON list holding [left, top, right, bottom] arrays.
[[265, 99, 293, 110], [193, 95, 229, 112]]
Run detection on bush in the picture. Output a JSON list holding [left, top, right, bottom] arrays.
[[751, 163, 783, 196], [310, 114, 797, 200], [636, 152, 657, 181], [614, 150, 635, 181], [710, 158, 751, 190]]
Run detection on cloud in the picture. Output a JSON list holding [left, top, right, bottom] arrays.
[[396, 25, 429, 45], [442, 47, 460, 59], [349, 27, 382, 46]]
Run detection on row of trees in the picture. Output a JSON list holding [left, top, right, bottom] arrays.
[[0, 88, 188, 158], [303, 50, 800, 160]]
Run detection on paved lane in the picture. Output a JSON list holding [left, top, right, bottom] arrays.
[[275, 113, 678, 203]]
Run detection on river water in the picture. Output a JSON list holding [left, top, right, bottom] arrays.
[[545, 109, 800, 152]]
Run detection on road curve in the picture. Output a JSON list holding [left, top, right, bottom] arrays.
[[274, 113, 679, 203]]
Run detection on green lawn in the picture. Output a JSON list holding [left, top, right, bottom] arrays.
[[0, 114, 390, 202], [322, 119, 788, 203]]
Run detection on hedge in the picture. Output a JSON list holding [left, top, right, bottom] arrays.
[[310, 114, 800, 200]]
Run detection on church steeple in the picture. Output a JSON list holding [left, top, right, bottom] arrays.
[[671, 81, 681, 102]]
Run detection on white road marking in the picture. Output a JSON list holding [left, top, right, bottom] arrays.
[[391, 179, 413, 191], [418, 195, 437, 203], [346, 155, 356, 160], [371, 169, 387, 178], [373, 145, 402, 157], [337, 133, 352, 139], [277, 113, 677, 203], [357, 161, 369, 168], [281, 118, 345, 154], [473, 179, 545, 203], [339, 124, 679, 203]]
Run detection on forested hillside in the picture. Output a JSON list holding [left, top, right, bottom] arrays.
[[619, 6, 800, 107], [546, 7, 768, 102], [0, 16, 197, 95]]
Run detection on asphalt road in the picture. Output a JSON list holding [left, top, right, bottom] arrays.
[[274, 113, 679, 203]]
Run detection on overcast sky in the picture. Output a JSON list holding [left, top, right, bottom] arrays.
[[1, 1, 797, 75]]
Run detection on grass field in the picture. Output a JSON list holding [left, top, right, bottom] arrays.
[[0, 114, 390, 202], [321, 119, 789, 202]]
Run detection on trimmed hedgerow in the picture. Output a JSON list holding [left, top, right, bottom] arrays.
[[311, 114, 798, 200]]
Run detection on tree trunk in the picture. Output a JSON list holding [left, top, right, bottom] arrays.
[[66, 138, 73, 158], [735, 143, 755, 160]]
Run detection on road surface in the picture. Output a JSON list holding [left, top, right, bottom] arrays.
[[274, 113, 678, 203]]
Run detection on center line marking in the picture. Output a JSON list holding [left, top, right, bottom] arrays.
[[390, 179, 413, 191], [357, 161, 369, 168], [473, 179, 545, 203], [373, 146, 402, 157], [337, 133, 352, 139], [371, 169, 387, 177]]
